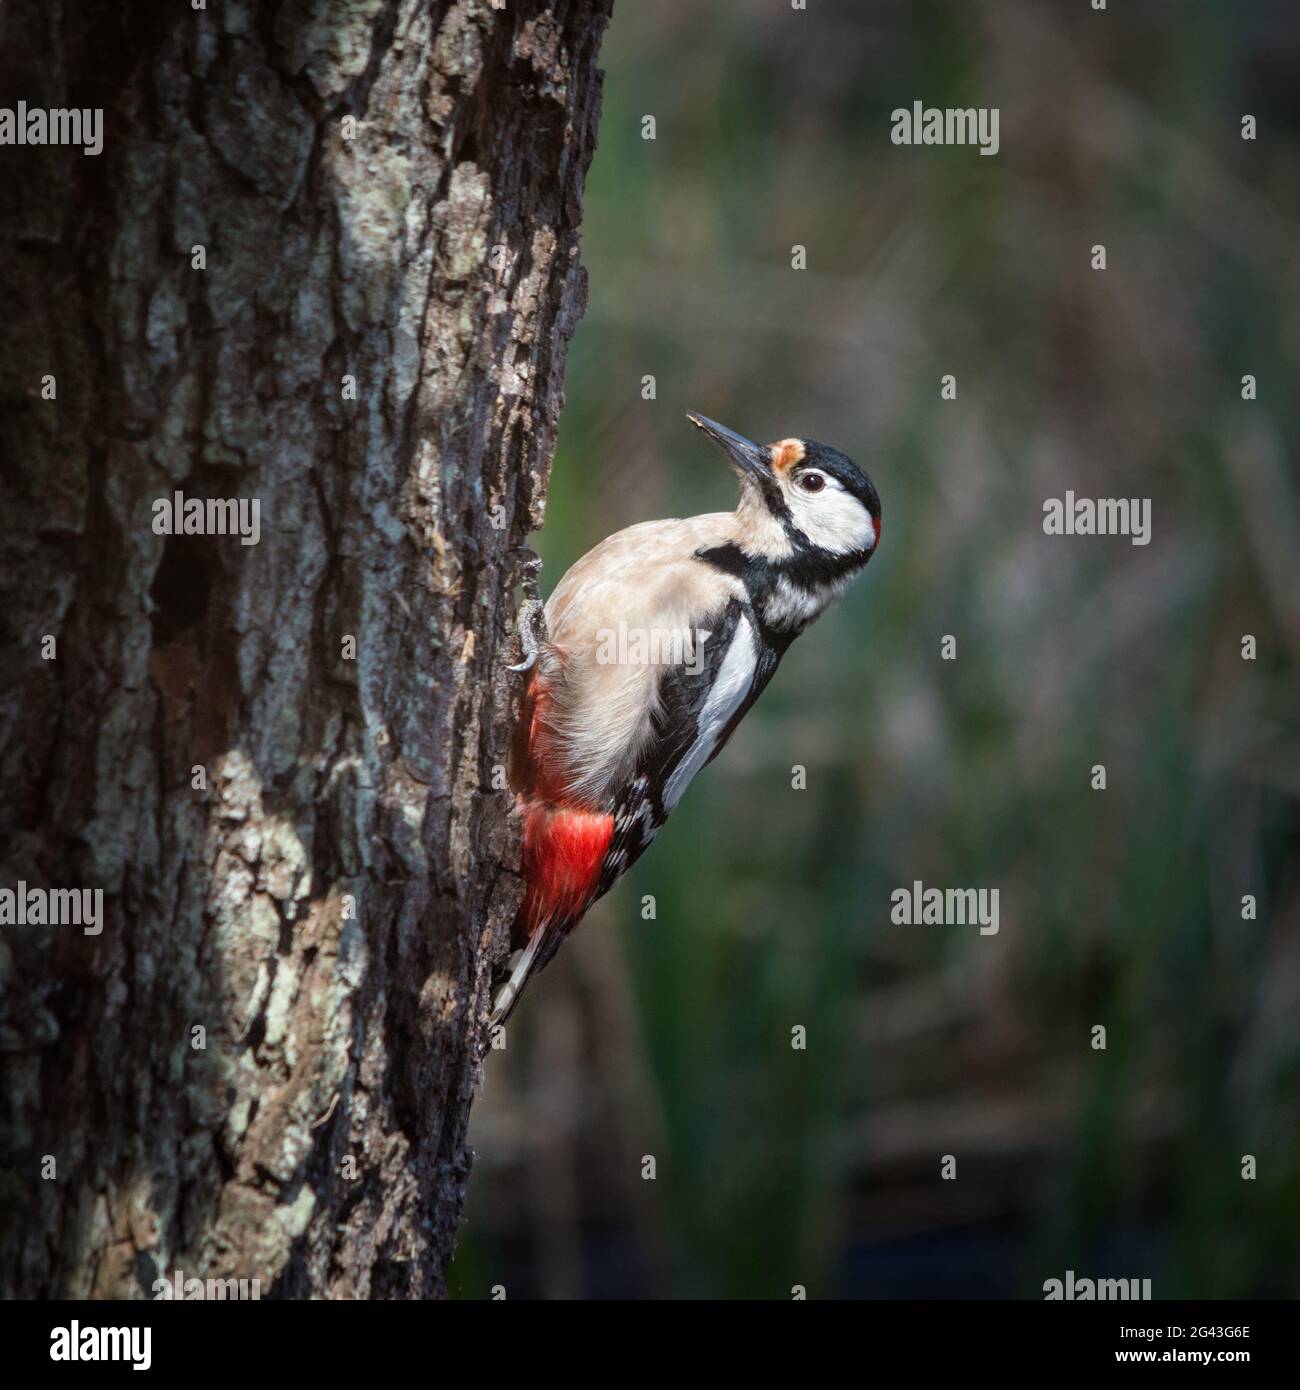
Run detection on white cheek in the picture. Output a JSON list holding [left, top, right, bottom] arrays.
[[789, 487, 874, 554]]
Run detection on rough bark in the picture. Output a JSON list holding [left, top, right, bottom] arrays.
[[0, 0, 608, 1298]]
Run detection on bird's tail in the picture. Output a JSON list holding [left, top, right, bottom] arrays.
[[488, 927, 553, 1031], [487, 797, 613, 1031]]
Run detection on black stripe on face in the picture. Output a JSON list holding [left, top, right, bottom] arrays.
[[697, 540, 870, 640], [779, 540, 873, 589], [700, 536, 873, 625], [696, 543, 785, 640], [700, 537, 871, 588], [752, 472, 792, 525]]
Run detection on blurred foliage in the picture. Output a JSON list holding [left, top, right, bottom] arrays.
[[453, 0, 1300, 1299]]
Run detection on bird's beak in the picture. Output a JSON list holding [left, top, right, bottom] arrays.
[[686, 413, 771, 481]]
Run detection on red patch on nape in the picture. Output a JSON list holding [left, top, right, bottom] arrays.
[[519, 800, 615, 937]]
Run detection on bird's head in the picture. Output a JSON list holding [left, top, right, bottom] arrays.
[[687, 412, 881, 567]]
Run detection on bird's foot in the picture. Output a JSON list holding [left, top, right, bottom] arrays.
[[507, 548, 547, 672]]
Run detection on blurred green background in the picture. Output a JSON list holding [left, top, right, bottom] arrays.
[[453, 0, 1300, 1298]]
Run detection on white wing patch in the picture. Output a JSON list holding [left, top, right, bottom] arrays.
[[661, 614, 758, 811]]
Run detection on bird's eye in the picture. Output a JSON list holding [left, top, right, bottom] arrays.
[[798, 471, 826, 494]]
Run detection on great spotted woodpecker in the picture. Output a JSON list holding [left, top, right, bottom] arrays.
[[491, 413, 882, 1027]]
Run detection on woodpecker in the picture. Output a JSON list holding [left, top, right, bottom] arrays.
[[491, 413, 882, 1027]]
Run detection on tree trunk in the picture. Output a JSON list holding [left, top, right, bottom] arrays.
[[0, 0, 608, 1299]]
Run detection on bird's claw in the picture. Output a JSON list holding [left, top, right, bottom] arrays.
[[507, 549, 547, 672]]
